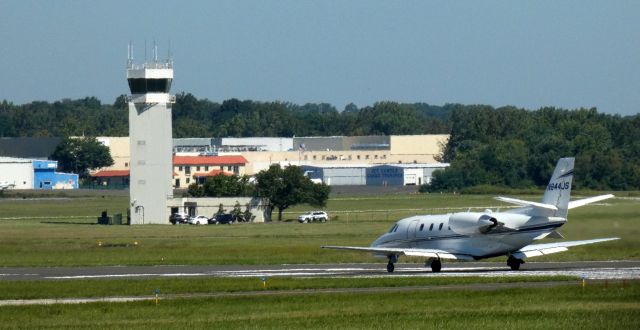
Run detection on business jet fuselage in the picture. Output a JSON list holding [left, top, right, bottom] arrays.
[[323, 158, 618, 272]]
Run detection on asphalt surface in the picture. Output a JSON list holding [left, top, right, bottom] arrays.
[[1, 260, 639, 281]]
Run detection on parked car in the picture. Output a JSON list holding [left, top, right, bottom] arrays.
[[188, 215, 209, 225], [298, 211, 329, 223], [213, 213, 235, 225], [169, 212, 189, 225]]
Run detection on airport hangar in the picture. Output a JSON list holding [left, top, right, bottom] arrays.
[[0, 157, 78, 190], [91, 134, 449, 182]]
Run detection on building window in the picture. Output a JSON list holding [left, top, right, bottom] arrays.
[[313, 155, 317, 160], [197, 166, 200, 171], [179, 166, 183, 172], [374, 155, 378, 159], [220, 166, 223, 171], [365, 155, 370, 160], [357, 155, 360, 160], [205, 166, 209, 171], [228, 166, 233, 171], [186, 178, 190, 184], [185, 166, 191, 175], [125, 162, 129, 167]]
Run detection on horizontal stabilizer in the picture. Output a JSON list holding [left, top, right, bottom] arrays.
[[495, 196, 558, 211], [568, 194, 614, 209], [321, 246, 474, 261], [511, 237, 619, 259]]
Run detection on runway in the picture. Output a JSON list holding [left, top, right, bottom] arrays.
[[1, 260, 639, 281]]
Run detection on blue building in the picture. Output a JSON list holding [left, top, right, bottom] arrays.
[[32, 160, 78, 190]]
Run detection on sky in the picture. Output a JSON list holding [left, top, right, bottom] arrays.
[[1, 1, 639, 115]]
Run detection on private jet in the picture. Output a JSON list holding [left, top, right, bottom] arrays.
[[323, 158, 618, 272], [0, 181, 15, 191]]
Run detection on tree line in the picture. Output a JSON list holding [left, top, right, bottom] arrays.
[[0, 94, 450, 138], [425, 106, 640, 191], [3, 95, 639, 190]]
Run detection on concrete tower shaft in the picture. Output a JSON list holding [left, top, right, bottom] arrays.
[[127, 50, 174, 225]]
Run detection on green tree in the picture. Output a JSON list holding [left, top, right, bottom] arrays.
[[254, 164, 330, 222], [50, 137, 114, 179]]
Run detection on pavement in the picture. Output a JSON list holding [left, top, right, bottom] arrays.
[[1, 260, 639, 281]]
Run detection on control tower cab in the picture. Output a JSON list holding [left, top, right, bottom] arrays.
[[127, 45, 174, 225]]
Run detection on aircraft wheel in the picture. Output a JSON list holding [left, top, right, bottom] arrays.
[[431, 259, 442, 273], [507, 256, 522, 271], [387, 262, 395, 273]]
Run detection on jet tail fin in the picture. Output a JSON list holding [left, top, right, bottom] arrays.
[[540, 157, 575, 218]]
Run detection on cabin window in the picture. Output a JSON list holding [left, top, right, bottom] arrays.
[[439, 223, 444, 230], [419, 224, 424, 231], [429, 223, 434, 231]]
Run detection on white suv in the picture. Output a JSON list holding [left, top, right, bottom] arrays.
[[298, 211, 329, 223]]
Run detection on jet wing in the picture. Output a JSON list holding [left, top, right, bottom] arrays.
[[511, 237, 619, 259], [321, 246, 474, 261]]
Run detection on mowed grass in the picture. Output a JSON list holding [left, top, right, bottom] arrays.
[[0, 283, 638, 329], [0, 275, 577, 300], [0, 193, 637, 267]]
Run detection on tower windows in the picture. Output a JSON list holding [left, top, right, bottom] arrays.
[[127, 78, 172, 94]]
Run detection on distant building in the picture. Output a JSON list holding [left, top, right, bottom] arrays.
[[0, 157, 78, 190], [91, 169, 130, 188], [301, 163, 449, 186], [90, 134, 450, 180], [172, 155, 248, 188]]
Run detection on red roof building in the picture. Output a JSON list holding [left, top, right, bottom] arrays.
[[90, 170, 130, 188], [91, 155, 249, 189], [173, 155, 248, 188]]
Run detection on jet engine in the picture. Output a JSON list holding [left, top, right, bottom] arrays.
[[448, 212, 500, 235]]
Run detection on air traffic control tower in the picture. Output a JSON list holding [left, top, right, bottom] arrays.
[[127, 46, 174, 224]]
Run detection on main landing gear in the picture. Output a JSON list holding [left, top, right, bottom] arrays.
[[507, 256, 524, 270], [386, 255, 398, 273], [429, 259, 442, 273]]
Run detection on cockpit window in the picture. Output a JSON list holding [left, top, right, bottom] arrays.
[[388, 224, 399, 233]]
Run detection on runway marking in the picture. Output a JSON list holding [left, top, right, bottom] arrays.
[[42, 267, 640, 280]]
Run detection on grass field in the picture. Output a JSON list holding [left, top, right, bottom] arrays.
[[0, 192, 638, 328], [0, 193, 638, 267], [0, 282, 638, 329]]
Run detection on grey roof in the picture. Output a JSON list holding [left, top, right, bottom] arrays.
[[0, 137, 61, 159]]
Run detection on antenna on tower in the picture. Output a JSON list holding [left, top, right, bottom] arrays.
[[127, 41, 134, 68], [144, 39, 147, 63], [153, 39, 158, 63]]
